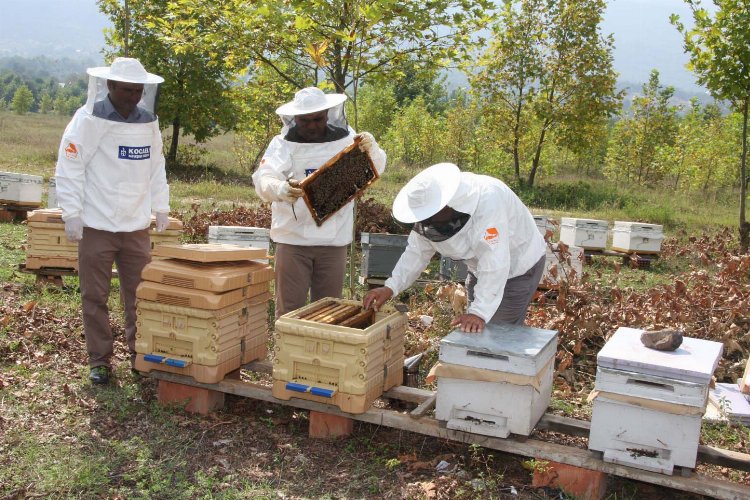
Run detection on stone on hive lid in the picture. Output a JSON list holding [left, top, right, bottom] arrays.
[[640, 329, 684, 351]]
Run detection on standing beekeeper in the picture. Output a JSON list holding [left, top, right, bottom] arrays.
[[363, 163, 546, 332], [253, 87, 386, 317], [55, 57, 170, 385]]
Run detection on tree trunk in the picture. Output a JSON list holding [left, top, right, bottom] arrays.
[[739, 97, 749, 253], [527, 124, 548, 188], [168, 117, 180, 165]]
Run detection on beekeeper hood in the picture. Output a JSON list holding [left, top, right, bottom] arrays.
[[392, 163, 463, 224], [276, 87, 348, 135], [84, 57, 164, 120]]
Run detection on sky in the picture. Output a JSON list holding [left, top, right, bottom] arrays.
[[0, 0, 715, 92]]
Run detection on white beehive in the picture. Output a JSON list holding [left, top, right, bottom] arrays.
[[47, 176, 57, 208], [611, 221, 664, 254], [435, 323, 558, 438], [559, 217, 608, 250], [588, 327, 723, 474], [532, 215, 554, 238], [539, 243, 584, 289], [208, 226, 270, 263], [0, 171, 43, 206]]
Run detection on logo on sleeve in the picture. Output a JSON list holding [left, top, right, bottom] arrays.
[[484, 227, 499, 245], [64, 142, 79, 159], [304, 168, 316, 177], [118, 145, 151, 160]]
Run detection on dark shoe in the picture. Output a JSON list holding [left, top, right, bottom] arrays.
[[89, 366, 111, 385]]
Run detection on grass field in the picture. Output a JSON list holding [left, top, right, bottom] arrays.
[[1, 111, 749, 498]]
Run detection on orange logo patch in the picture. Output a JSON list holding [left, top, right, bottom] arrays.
[[64, 142, 78, 159], [484, 227, 499, 245]]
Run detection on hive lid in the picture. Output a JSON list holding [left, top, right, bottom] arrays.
[[208, 225, 270, 237], [597, 327, 723, 384], [560, 217, 608, 228], [141, 258, 273, 292], [148, 214, 183, 230], [613, 221, 663, 232], [27, 208, 64, 223], [151, 243, 267, 262], [440, 323, 558, 375]]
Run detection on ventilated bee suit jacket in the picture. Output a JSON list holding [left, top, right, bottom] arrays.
[[252, 103, 386, 247], [55, 75, 169, 232], [384, 173, 547, 322]]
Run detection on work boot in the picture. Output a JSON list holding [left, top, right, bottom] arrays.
[[89, 366, 111, 385]]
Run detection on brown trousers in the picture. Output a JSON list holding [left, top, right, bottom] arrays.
[[273, 243, 348, 317], [78, 227, 151, 368], [465, 254, 546, 326]]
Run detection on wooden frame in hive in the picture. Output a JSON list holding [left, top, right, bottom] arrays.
[[300, 137, 379, 226]]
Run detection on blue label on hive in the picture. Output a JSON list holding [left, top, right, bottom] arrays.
[[118, 145, 151, 160], [304, 168, 316, 177]]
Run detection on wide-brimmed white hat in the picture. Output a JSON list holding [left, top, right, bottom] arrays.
[[87, 57, 164, 84], [392, 163, 462, 223], [276, 87, 347, 116]]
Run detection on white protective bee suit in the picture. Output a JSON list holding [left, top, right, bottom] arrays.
[[54, 57, 170, 378], [384, 163, 546, 324], [252, 87, 386, 315]]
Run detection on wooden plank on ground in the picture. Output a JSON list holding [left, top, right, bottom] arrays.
[[147, 371, 750, 499]]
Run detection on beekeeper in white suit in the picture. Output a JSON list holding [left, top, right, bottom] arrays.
[[253, 87, 386, 316], [364, 163, 546, 332], [55, 57, 170, 384]]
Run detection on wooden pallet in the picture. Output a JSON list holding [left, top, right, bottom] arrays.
[[145, 361, 750, 500]]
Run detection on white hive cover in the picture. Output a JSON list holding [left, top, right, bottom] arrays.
[[597, 327, 723, 384]]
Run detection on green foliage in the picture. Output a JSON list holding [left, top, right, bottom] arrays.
[[38, 92, 53, 114], [382, 96, 447, 168], [472, 0, 621, 187], [11, 84, 33, 114], [515, 180, 629, 212], [349, 82, 397, 139], [605, 70, 680, 184]]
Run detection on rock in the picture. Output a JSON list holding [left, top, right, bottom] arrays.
[[640, 329, 684, 351]]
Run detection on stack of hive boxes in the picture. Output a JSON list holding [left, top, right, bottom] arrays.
[[24, 208, 183, 271], [272, 297, 407, 414], [134, 243, 272, 383], [25, 208, 79, 270]]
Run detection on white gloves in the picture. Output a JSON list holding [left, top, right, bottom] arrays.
[[278, 179, 304, 203], [155, 212, 170, 232], [64, 216, 83, 242], [356, 132, 375, 153]]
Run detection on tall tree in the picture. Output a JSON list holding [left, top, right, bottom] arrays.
[[162, 0, 493, 127], [98, 0, 239, 164], [11, 85, 33, 114], [472, 0, 620, 187], [672, 0, 750, 252]]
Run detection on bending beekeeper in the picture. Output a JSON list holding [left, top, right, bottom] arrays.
[[363, 163, 546, 332], [252, 87, 386, 317], [55, 57, 170, 385]]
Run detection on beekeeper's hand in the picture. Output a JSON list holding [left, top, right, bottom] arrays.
[[155, 212, 170, 232], [355, 132, 375, 153], [64, 216, 83, 242], [363, 286, 393, 311], [279, 178, 304, 203]]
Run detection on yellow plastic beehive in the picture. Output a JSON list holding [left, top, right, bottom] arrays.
[[272, 297, 406, 414]]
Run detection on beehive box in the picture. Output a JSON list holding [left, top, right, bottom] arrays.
[[148, 215, 183, 252], [136, 280, 269, 310], [435, 323, 558, 438], [539, 243, 584, 289], [141, 258, 273, 293], [0, 171, 43, 206], [559, 217, 608, 250], [439, 256, 469, 281], [359, 232, 409, 279], [301, 138, 379, 226], [135, 295, 268, 365], [25, 208, 78, 259], [272, 297, 407, 414], [208, 226, 270, 263], [47, 177, 57, 208], [152, 242, 267, 262], [611, 221, 664, 254], [533, 215, 554, 238], [588, 327, 723, 474]]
